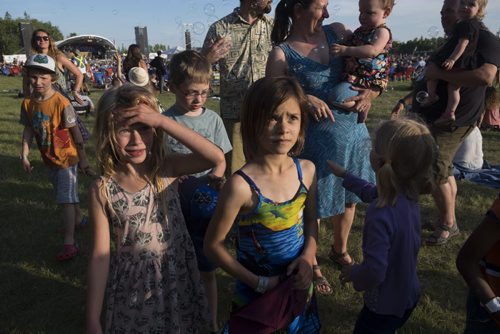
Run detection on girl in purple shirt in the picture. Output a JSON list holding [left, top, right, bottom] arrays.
[[328, 118, 437, 333]]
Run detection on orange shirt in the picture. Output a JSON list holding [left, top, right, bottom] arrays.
[[20, 91, 79, 169]]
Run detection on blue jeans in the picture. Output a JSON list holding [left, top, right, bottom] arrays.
[[465, 290, 500, 333], [353, 304, 415, 334]]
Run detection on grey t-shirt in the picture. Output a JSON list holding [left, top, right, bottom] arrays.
[[162, 106, 232, 177]]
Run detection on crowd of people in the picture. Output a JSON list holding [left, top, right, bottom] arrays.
[[15, 0, 500, 333]]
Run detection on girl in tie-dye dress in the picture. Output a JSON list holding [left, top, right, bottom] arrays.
[[205, 77, 321, 333]]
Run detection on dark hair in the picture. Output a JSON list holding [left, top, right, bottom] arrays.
[[271, 0, 315, 44], [123, 44, 143, 72], [168, 50, 212, 86], [241, 76, 309, 161]]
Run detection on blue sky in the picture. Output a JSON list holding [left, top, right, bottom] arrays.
[[3, 0, 500, 49]]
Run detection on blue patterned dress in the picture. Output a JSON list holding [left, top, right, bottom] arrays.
[[225, 158, 320, 333], [279, 25, 376, 218]]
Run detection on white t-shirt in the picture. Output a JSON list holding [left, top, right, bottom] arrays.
[[453, 126, 484, 170]]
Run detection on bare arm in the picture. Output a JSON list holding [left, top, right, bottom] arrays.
[[442, 38, 470, 70], [21, 125, 34, 174], [425, 62, 498, 87], [120, 104, 225, 177], [204, 175, 274, 289], [86, 181, 111, 334], [265, 46, 288, 77], [331, 27, 390, 58], [57, 54, 84, 104]]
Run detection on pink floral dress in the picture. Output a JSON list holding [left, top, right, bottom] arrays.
[[103, 177, 209, 333]]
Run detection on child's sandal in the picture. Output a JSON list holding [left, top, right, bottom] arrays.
[[328, 246, 354, 269], [56, 244, 79, 261]]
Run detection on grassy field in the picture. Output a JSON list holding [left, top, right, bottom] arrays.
[[0, 75, 498, 333]]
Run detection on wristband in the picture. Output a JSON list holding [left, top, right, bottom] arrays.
[[255, 276, 269, 294], [484, 297, 500, 314], [398, 99, 406, 107]]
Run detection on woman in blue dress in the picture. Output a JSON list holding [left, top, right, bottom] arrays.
[[266, 0, 379, 276]]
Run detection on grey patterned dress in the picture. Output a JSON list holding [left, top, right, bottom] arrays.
[[104, 177, 209, 333]]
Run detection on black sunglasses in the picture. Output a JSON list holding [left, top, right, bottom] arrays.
[[35, 36, 49, 41]]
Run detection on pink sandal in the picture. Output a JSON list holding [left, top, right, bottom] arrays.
[[56, 244, 79, 261]]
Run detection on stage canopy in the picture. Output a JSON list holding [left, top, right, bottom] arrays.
[[56, 35, 117, 59]]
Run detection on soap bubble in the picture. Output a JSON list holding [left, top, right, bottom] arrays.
[[427, 26, 439, 38], [193, 22, 205, 35], [415, 91, 429, 104], [204, 3, 216, 16]]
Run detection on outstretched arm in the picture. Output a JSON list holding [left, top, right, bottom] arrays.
[[57, 54, 84, 104], [330, 27, 390, 58]]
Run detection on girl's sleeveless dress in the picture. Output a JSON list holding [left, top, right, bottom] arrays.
[[103, 177, 209, 333], [225, 158, 321, 333], [279, 25, 375, 219]]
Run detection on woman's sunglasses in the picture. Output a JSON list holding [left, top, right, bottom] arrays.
[[35, 36, 49, 41]]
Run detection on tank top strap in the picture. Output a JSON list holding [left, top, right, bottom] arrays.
[[293, 157, 303, 182], [235, 169, 262, 195]]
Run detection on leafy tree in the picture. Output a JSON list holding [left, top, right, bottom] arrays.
[[68, 32, 78, 38], [0, 13, 64, 54], [149, 43, 167, 52]]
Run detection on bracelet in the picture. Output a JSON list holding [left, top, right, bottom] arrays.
[[398, 99, 406, 107], [255, 276, 269, 294]]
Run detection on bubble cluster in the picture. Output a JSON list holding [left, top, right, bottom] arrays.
[[427, 26, 439, 38]]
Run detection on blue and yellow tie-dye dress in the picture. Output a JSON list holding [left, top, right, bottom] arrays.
[[227, 158, 321, 333]]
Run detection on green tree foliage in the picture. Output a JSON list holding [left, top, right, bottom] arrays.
[[392, 36, 447, 55], [0, 11, 64, 54], [149, 43, 167, 52]]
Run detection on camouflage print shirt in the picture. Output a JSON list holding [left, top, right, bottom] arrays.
[[203, 8, 273, 120]]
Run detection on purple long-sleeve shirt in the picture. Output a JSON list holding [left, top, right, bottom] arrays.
[[343, 173, 421, 317]]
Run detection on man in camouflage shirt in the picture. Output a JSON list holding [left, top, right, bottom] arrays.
[[203, 0, 273, 173]]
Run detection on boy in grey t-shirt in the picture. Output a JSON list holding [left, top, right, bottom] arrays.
[[162, 50, 231, 333]]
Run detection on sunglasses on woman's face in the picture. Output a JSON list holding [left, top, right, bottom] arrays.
[[35, 36, 49, 41]]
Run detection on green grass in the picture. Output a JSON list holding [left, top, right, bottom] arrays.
[[0, 76, 498, 333]]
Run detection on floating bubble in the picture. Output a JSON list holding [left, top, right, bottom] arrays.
[[427, 26, 439, 38], [112, 9, 119, 15], [415, 91, 429, 104], [193, 22, 205, 35], [175, 16, 183, 30], [204, 3, 216, 16], [206, 15, 219, 26]]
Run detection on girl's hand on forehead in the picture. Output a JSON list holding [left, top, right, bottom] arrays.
[[120, 103, 163, 129]]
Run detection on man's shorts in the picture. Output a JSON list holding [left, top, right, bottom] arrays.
[[431, 124, 474, 184], [47, 164, 79, 204]]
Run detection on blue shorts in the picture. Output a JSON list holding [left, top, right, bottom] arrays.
[[178, 175, 218, 272], [47, 164, 79, 204]]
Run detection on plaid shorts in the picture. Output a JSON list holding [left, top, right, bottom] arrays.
[[47, 164, 79, 204]]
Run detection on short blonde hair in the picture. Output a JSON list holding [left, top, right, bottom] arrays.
[[475, 0, 488, 20], [168, 50, 212, 86], [372, 118, 437, 207]]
